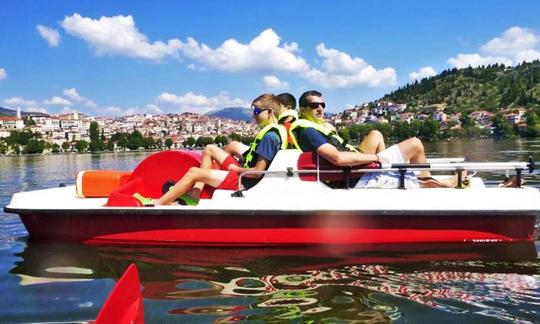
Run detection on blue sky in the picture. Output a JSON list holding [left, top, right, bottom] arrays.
[[1, 0, 539, 116]]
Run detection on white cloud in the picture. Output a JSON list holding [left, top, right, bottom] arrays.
[[100, 104, 163, 117], [513, 49, 540, 63], [179, 29, 309, 73], [305, 44, 397, 88], [156, 91, 249, 113], [145, 103, 163, 114], [61, 13, 182, 60], [448, 26, 540, 68], [62, 88, 84, 101], [448, 53, 513, 69], [2, 97, 46, 113], [60, 14, 396, 89], [0, 68, 7, 81], [63, 88, 98, 108], [60, 106, 79, 114], [44, 96, 73, 106], [103, 106, 124, 116], [36, 25, 61, 47], [25, 107, 48, 114], [409, 66, 437, 81], [263, 75, 289, 90], [3, 97, 38, 107], [481, 27, 539, 57]]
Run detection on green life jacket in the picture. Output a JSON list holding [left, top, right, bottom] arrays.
[[242, 123, 288, 168], [289, 119, 358, 152]]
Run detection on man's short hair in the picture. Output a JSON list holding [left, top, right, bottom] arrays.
[[299, 90, 322, 108], [277, 93, 296, 110], [252, 93, 281, 115]]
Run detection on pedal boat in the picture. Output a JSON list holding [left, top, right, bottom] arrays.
[[4, 150, 539, 245]]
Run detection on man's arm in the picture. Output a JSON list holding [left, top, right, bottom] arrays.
[[316, 143, 383, 166]]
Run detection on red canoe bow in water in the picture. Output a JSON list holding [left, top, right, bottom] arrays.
[[94, 263, 144, 324]]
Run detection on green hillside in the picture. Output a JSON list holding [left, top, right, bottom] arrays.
[[383, 60, 540, 112]]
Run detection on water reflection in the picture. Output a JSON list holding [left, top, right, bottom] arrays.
[[1, 140, 539, 322], [8, 242, 538, 322]]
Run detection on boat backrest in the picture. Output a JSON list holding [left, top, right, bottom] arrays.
[[297, 152, 379, 182]]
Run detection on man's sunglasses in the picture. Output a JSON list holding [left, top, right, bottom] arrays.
[[306, 102, 326, 109], [252, 106, 270, 116]]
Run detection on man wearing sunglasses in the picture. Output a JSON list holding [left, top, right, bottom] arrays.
[[291, 90, 459, 188], [142, 94, 288, 206]]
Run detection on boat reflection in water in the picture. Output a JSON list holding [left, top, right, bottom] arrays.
[[10, 242, 539, 322]]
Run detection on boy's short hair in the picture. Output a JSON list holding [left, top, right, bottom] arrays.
[[299, 90, 322, 109], [277, 93, 296, 110], [252, 93, 281, 115]]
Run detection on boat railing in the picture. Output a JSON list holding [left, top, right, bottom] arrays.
[[233, 156, 535, 195]]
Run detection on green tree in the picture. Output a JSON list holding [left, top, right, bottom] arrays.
[[418, 118, 440, 142], [214, 135, 229, 146], [51, 143, 61, 153], [23, 139, 45, 154], [89, 122, 100, 142], [106, 140, 115, 151], [142, 137, 155, 149], [229, 133, 242, 142], [75, 140, 88, 153], [165, 138, 173, 149], [492, 113, 515, 138], [127, 130, 144, 150], [61, 141, 71, 152], [183, 137, 196, 147], [195, 136, 214, 147]]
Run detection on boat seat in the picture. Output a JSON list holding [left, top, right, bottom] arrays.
[[297, 152, 380, 186], [106, 150, 213, 207]]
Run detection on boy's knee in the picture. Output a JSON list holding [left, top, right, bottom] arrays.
[[203, 144, 217, 154], [187, 166, 200, 175]]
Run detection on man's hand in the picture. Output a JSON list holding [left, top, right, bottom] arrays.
[[228, 164, 241, 172], [376, 154, 390, 165]]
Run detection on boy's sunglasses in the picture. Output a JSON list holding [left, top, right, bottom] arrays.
[[306, 102, 326, 109], [252, 106, 270, 116]]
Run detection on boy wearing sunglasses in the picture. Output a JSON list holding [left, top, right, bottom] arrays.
[[291, 90, 459, 188], [141, 94, 287, 206]]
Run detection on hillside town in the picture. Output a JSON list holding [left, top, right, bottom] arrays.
[[329, 101, 528, 131], [0, 102, 531, 154]]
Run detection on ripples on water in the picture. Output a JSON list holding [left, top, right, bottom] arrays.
[[0, 139, 539, 323]]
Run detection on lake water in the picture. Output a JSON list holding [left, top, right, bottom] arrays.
[[1, 138, 539, 323]]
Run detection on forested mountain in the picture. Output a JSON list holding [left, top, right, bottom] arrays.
[[383, 60, 540, 113]]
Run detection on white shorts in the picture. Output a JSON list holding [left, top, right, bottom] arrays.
[[354, 145, 419, 189]]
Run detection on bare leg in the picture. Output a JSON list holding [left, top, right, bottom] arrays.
[[225, 141, 249, 159], [359, 130, 386, 154], [395, 137, 465, 188], [155, 167, 228, 205], [191, 145, 231, 197], [396, 137, 430, 178]]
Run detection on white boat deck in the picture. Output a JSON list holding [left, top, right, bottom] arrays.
[[5, 150, 540, 214]]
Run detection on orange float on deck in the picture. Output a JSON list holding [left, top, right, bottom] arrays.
[[76, 170, 132, 198]]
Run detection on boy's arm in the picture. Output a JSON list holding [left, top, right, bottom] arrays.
[[228, 158, 268, 178]]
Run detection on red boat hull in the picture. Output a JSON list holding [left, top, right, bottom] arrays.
[[18, 210, 536, 245]]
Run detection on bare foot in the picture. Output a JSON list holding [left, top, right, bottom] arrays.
[[418, 170, 468, 188], [498, 176, 524, 188]]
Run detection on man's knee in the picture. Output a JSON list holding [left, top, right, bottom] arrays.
[[369, 130, 384, 141], [409, 137, 424, 152]]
